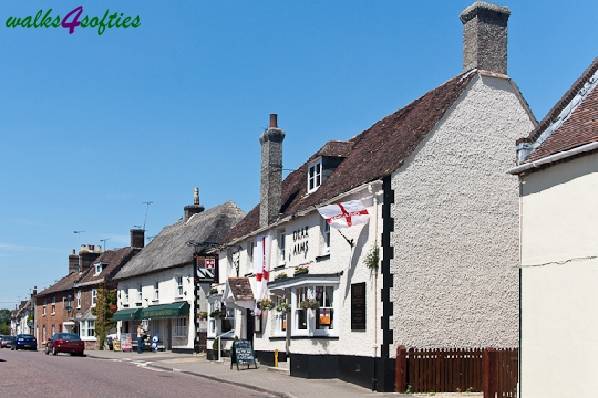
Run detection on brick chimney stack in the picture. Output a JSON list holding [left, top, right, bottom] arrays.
[[184, 187, 205, 222], [460, 1, 511, 75], [130, 228, 145, 249], [68, 250, 79, 274], [79, 244, 101, 273], [259, 113, 285, 228]]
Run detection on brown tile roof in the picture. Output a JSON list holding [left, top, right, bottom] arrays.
[[76, 247, 137, 285], [519, 58, 598, 162], [227, 277, 254, 301], [226, 71, 476, 242], [37, 272, 81, 298]]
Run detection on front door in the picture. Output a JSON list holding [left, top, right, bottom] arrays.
[[246, 308, 255, 345]]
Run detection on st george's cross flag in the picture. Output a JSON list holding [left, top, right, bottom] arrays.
[[317, 199, 370, 229], [254, 235, 271, 313]]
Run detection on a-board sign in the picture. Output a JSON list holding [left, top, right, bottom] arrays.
[[230, 339, 258, 370], [112, 339, 122, 352], [121, 333, 133, 352]]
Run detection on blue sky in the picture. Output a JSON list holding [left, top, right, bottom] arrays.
[[1, 0, 596, 308]]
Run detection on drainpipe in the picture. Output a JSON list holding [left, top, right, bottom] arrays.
[[368, 181, 383, 390]]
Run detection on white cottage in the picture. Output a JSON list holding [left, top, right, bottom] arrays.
[[509, 58, 598, 398], [212, 2, 536, 392], [113, 195, 244, 353]]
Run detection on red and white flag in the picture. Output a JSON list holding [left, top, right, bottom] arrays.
[[317, 199, 370, 229], [254, 235, 271, 310]]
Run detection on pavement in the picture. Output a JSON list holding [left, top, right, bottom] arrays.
[[84, 350, 482, 398]]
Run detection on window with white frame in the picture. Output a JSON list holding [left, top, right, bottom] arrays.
[[278, 231, 286, 265], [51, 297, 56, 315], [308, 160, 322, 193], [294, 287, 308, 330], [123, 288, 129, 306], [137, 284, 143, 304], [80, 320, 95, 338], [315, 286, 334, 329], [247, 241, 255, 270], [173, 317, 187, 337], [42, 302, 46, 316], [91, 289, 97, 307], [76, 291, 81, 309], [320, 219, 331, 255], [153, 282, 159, 302], [222, 307, 235, 333], [94, 262, 103, 275], [273, 296, 287, 335], [175, 276, 184, 297]]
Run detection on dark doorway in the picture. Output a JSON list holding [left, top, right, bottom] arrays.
[[246, 309, 255, 344]]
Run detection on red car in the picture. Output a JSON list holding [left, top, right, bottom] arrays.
[[45, 333, 85, 356]]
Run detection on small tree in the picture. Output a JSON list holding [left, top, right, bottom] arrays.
[[93, 285, 117, 350]]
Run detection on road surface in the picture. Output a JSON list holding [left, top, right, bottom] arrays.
[[0, 348, 273, 397]]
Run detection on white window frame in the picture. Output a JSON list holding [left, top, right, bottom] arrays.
[[175, 276, 184, 298], [320, 219, 331, 255], [153, 282, 159, 302], [91, 289, 97, 307], [94, 262, 103, 275], [136, 284, 143, 304], [247, 241, 255, 270], [307, 159, 322, 193], [80, 320, 96, 340], [278, 231, 286, 265], [76, 291, 81, 309], [51, 296, 56, 315], [173, 317, 187, 338], [123, 288, 129, 307], [290, 285, 337, 337], [271, 296, 287, 337]]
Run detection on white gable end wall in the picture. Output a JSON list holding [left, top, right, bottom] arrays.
[[390, 74, 534, 350]]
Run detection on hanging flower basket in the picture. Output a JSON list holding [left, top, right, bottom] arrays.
[[257, 299, 274, 311], [209, 288, 219, 295], [209, 310, 223, 319], [109, 304, 118, 314], [198, 311, 208, 320], [293, 267, 309, 276], [299, 299, 320, 310], [275, 300, 290, 313]]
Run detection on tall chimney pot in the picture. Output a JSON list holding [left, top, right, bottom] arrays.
[[460, 1, 511, 75], [184, 187, 205, 222], [269, 113, 278, 128], [259, 113, 285, 228]]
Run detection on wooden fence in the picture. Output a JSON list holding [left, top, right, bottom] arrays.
[[395, 346, 518, 398]]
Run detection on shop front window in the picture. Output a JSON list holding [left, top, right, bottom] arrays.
[[173, 317, 187, 337], [316, 286, 334, 329], [295, 287, 308, 330]]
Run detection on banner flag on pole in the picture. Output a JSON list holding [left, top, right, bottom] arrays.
[[317, 199, 370, 229]]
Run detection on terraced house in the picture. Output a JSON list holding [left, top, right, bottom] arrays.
[[211, 1, 536, 392], [113, 193, 244, 353]]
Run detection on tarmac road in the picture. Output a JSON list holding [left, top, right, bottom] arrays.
[[0, 348, 274, 397]]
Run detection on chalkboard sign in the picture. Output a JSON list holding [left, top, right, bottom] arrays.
[[351, 282, 366, 330], [230, 339, 258, 370]]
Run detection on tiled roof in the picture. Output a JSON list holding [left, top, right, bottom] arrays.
[[76, 247, 137, 285], [114, 202, 244, 280], [226, 70, 476, 242], [519, 58, 598, 162], [227, 277, 254, 301], [37, 272, 82, 298]]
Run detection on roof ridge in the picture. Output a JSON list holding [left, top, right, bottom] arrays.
[[519, 57, 598, 146]]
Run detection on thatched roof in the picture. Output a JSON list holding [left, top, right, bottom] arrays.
[[114, 201, 244, 280]]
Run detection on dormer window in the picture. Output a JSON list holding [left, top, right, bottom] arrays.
[[94, 263, 104, 275], [308, 160, 322, 193]]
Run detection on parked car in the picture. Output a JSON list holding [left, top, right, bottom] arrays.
[[1, 335, 13, 348], [12, 334, 37, 350], [45, 333, 84, 356], [2, 336, 16, 349]]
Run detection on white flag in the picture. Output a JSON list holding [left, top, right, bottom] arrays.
[[254, 235, 271, 309], [317, 199, 370, 229]]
